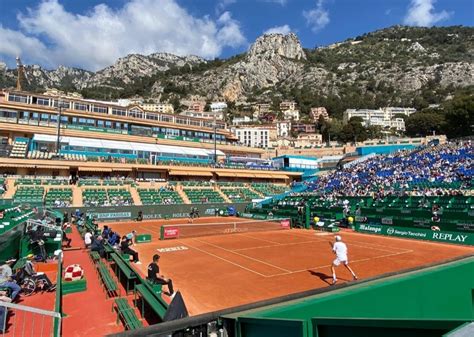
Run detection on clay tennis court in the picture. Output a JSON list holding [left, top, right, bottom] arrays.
[[101, 216, 474, 315]]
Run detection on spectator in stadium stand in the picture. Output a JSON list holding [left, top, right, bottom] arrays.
[[0, 290, 12, 333], [301, 142, 472, 198], [108, 231, 120, 247], [147, 254, 175, 298], [84, 230, 93, 248], [432, 213, 441, 223], [0, 259, 21, 301], [90, 236, 105, 258], [102, 226, 111, 239], [24, 254, 56, 291], [120, 236, 141, 264]]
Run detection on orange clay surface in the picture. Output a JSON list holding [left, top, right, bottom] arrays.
[[101, 217, 474, 315]]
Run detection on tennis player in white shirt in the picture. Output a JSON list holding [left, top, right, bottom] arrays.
[[331, 235, 358, 285]]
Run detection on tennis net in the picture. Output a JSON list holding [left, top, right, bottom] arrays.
[[159, 218, 291, 240]]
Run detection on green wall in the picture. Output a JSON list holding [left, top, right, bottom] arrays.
[[224, 257, 474, 337], [58, 203, 249, 221]]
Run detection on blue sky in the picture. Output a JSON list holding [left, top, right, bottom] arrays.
[[0, 0, 472, 71]]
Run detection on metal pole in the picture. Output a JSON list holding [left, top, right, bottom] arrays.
[[213, 114, 217, 165], [56, 98, 62, 156]]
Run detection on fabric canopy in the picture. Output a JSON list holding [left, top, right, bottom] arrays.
[[33, 133, 225, 157], [169, 170, 213, 177]]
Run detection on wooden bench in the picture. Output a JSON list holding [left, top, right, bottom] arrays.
[[113, 298, 143, 330], [134, 283, 168, 320], [110, 253, 138, 294], [97, 261, 118, 298]]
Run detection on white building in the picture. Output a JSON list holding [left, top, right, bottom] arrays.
[[210, 102, 227, 112], [280, 101, 297, 111], [232, 126, 273, 148], [232, 116, 253, 125], [343, 107, 416, 131], [276, 121, 291, 137], [282, 109, 300, 121], [140, 103, 174, 114], [310, 107, 330, 121], [180, 110, 224, 121]]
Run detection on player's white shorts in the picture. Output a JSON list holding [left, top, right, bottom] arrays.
[[333, 257, 348, 266]]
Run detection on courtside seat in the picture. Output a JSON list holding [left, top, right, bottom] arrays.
[[138, 188, 183, 205], [45, 188, 73, 207], [13, 186, 45, 204], [183, 188, 225, 203]]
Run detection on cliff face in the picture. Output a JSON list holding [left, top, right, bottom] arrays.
[[1, 26, 472, 108]]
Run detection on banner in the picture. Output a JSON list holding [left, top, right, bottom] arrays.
[[162, 227, 179, 239], [355, 224, 473, 246], [280, 219, 290, 229]]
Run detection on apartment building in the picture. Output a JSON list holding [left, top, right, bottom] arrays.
[[343, 107, 416, 131]]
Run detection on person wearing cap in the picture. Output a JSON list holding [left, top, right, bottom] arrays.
[[330, 235, 358, 285], [0, 259, 21, 301], [147, 254, 175, 298], [24, 254, 56, 291]]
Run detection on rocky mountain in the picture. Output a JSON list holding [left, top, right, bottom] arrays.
[[0, 52, 205, 91], [1, 25, 473, 116]]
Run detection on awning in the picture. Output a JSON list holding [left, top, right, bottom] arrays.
[[112, 168, 132, 172], [78, 167, 112, 172], [216, 172, 236, 177], [253, 173, 289, 179], [234, 172, 256, 178], [169, 170, 213, 177]]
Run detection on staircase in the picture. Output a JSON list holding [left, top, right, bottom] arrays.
[[216, 186, 231, 203], [129, 187, 142, 206], [176, 184, 191, 204], [247, 184, 264, 198], [2, 179, 16, 199], [72, 186, 83, 207]]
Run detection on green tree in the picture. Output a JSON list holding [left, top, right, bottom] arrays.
[[442, 94, 474, 138], [405, 112, 446, 137]]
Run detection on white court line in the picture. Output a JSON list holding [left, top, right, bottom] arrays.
[[142, 225, 414, 278], [266, 249, 415, 277], [179, 240, 271, 277], [232, 239, 335, 252], [143, 225, 275, 277], [279, 230, 410, 254], [193, 238, 292, 273], [235, 233, 283, 245]]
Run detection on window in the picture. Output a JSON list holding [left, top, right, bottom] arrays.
[[129, 109, 143, 119], [8, 94, 28, 103], [97, 120, 105, 128], [93, 106, 107, 114], [74, 102, 89, 111], [37, 98, 50, 106], [112, 108, 126, 116]]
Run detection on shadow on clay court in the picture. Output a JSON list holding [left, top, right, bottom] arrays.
[[308, 270, 350, 285], [308, 270, 333, 285]]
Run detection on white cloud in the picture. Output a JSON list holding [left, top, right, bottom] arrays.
[[404, 0, 452, 26], [216, 12, 247, 48], [0, 0, 247, 71], [303, 0, 330, 33], [216, 0, 237, 15], [262, 0, 288, 5], [264, 24, 292, 35]]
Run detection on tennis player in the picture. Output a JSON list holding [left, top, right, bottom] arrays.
[[331, 235, 358, 285]]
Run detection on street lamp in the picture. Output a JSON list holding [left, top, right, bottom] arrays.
[[56, 97, 64, 156], [213, 113, 217, 165]]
